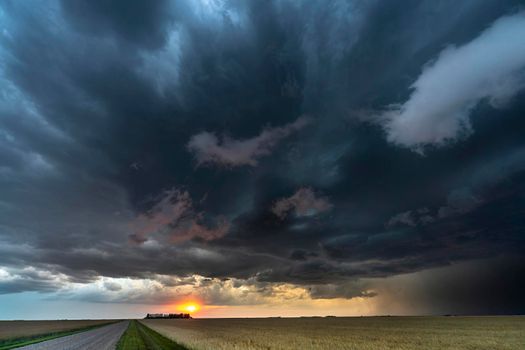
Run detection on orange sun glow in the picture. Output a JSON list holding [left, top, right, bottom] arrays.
[[177, 301, 201, 313]]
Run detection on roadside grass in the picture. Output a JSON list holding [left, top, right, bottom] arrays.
[[0, 322, 117, 350], [117, 320, 187, 350], [116, 320, 147, 349]]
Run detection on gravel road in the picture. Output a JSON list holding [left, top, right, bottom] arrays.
[[17, 321, 128, 350]]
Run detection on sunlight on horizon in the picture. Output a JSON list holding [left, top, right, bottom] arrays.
[[175, 301, 202, 314]]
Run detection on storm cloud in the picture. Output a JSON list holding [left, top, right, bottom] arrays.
[[0, 0, 524, 316]]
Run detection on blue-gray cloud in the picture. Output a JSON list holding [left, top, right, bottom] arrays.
[[0, 0, 524, 314]]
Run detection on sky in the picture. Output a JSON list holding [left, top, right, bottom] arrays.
[[0, 0, 525, 319]]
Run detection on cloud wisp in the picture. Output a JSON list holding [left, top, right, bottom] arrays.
[[271, 187, 332, 220], [130, 189, 229, 244], [383, 12, 525, 149], [187, 116, 311, 167]]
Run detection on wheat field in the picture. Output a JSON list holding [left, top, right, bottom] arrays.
[[0, 320, 113, 341], [141, 316, 525, 350]]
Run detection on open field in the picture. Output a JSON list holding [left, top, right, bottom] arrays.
[[142, 316, 525, 350], [116, 320, 186, 350], [0, 320, 116, 349]]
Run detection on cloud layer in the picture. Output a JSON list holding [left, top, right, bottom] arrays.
[[0, 0, 524, 317]]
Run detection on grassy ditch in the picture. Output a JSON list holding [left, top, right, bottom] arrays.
[[117, 320, 187, 350], [0, 321, 117, 350]]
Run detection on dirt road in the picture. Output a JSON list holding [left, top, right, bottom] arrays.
[[17, 321, 128, 350]]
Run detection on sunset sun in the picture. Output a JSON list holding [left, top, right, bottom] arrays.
[[178, 302, 200, 314], [185, 304, 197, 313]]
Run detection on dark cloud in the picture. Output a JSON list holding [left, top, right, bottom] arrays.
[[372, 256, 525, 315], [0, 0, 524, 314], [60, 0, 172, 49], [309, 281, 377, 300]]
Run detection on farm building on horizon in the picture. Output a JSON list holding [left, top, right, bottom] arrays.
[[144, 313, 192, 319]]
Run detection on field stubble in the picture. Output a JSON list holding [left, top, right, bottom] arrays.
[[141, 316, 525, 350]]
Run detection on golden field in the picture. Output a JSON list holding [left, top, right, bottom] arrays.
[[141, 316, 525, 350], [0, 320, 114, 341]]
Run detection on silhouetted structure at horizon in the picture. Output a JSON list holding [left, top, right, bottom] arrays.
[[144, 313, 192, 319]]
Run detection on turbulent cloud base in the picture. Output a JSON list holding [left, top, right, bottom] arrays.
[[0, 0, 524, 318]]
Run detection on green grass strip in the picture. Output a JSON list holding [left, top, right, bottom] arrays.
[[116, 320, 148, 349], [0, 322, 117, 350], [117, 320, 188, 350]]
